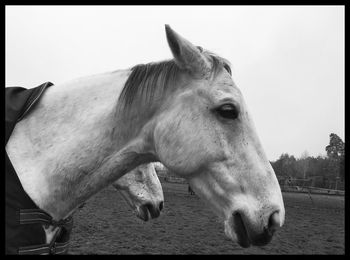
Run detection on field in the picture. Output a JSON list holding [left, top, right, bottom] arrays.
[[69, 181, 344, 254]]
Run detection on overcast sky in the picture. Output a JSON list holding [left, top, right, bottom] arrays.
[[5, 5, 344, 161]]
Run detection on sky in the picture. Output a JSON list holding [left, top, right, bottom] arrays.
[[5, 5, 344, 161]]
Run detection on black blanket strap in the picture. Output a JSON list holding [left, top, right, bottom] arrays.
[[18, 209, 73, 254], [18, 229, 70, 255], [19, 209, 73, 228]]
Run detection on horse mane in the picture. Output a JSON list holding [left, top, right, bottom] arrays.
[[117, 50, 231, 115], [118, 59, 181, 112]]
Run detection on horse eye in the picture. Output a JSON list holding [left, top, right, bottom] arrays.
[[216, 104, 238, 120], [224, 64, 232, 75]]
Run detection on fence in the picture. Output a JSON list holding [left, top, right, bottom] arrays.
[[155, 164, 345, 196], [278, 176, 345, 196], [161, 176, 187, 184]]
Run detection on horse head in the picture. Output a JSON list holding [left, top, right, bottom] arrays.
[[113, 163, 164, 221], [122, 25, 285, 247]]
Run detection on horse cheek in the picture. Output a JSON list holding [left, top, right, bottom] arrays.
[[154, 113, 214, 176]]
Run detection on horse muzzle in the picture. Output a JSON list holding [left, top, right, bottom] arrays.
[[225, 208, 282, 248], [137, 201, 164, 221]]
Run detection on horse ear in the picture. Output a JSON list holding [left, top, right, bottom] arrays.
[[165, 25, 210, 76]]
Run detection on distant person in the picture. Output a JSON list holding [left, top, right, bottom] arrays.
[[188, 185, 195, 195]]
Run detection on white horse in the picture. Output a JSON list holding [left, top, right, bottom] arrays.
[[6, 25, 285, 248], [113, 163, 164, 221]]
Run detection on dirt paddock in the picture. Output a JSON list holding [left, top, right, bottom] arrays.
[[69, 181, 344, 254]]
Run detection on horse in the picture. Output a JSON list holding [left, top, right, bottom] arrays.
[[188, 185, 195, 195], [6, 24, 285, 251], [77, 163, 164, 220], [112, 163, 164, 221]]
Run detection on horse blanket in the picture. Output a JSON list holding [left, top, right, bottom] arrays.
[[5, 82, 73, 255]]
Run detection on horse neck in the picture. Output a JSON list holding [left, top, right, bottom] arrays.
[[6, 70, 156, 220]]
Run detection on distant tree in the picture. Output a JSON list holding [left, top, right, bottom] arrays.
[[272, 153, 298, 178], [298, 150, 310, 179], [326, 133, 345, 159], [325, 133, 345, 181], [313, 156, 328, 177], [271, 158, 283, 177]]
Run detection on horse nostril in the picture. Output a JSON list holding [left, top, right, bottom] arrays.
[[267, 211, 281, 234], [146, 203, 160, 218], [159, 201, 164, 211]]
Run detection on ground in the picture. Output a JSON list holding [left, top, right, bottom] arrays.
[[69, 181, 344, 254]]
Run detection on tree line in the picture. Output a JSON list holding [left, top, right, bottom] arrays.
[[270, 133, 345, 188]]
